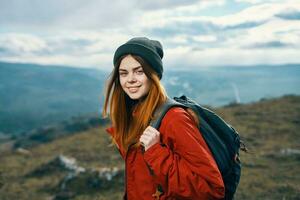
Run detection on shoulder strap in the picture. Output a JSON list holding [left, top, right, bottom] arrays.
[[150, 97, 186, 129]]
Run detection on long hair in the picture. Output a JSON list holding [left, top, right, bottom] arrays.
[[102, 54, 167, 152]]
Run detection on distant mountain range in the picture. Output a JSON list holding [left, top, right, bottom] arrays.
[[0, 62, 106, 136], [162, 64, 300, 106], [1, 61, 300, 136]]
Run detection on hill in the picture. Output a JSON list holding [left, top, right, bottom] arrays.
[[0, 95, 299, 200], [0, 61, 106, 135], [1, 61, 300, 137]]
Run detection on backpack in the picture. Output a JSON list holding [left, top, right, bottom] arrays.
[[150, 95, 247, 200]]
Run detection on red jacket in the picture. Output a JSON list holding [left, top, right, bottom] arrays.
[[106, 107, 225, 200]]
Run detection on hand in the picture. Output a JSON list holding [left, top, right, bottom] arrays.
[[139, 126, 160, 151]]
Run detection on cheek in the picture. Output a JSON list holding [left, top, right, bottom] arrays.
[[119, 77, 126, 89], [143, 78, 151, 92]]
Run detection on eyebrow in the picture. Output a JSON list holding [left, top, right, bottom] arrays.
[[119, 66, 142, 71]]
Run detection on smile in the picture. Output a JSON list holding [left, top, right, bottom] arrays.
[[128, 86, 140, 93]]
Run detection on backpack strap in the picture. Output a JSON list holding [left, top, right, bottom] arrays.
[[150, 97, 186, 129], [150, 96, 208, 130]]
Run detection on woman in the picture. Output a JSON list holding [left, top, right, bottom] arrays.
[[102, 37, 225, 200]]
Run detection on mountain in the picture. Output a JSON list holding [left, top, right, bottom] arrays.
[[0, 95, 299, 200], [1, 62, 300, 137], [0, 61, 107, 135], [162, 64, 300, 106]]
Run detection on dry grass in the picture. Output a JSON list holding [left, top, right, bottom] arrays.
[[0, 95, 299, 200]]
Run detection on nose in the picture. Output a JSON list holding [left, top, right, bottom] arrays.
[[127, 72, 137, 83]]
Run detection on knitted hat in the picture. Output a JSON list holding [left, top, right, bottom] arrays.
[[113, 37, 164, 79]]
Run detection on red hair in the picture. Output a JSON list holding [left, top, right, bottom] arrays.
[[102, 54, 167, 152]]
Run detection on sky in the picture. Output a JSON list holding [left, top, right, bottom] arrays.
[[0, 0, 299, 70]]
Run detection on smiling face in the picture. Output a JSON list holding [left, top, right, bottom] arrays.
[[118, 55, 151, 100]]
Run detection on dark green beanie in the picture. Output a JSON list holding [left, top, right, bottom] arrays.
[[113, 37, 164, 79]]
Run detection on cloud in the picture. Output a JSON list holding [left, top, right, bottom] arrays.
[[235, 0, 282, 4], [165, 46, 300, 68], [192, 35, 218, 43], [0, 33, 48, 56], [0, 0, 85, 27], [246, 41, 295, 48], [0, 0, 225, 31], [224, 14, 300, 50], [145, 1, 300, 67], [147, 20, 266, 41], [0, 0, 300, 69], [0, 0, 139, 31], [139, 1, 297, 39], [148, 21, 220, 38], [0, 31, 129, 68], [276, 9, 300, 20], [136, 0, 201, 10], [224, 21, 265, 30]]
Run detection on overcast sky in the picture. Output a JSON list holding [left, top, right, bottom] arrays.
[[0, 0, 299, 70]]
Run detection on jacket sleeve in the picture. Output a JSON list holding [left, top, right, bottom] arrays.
[[143, 107, 225, 199]]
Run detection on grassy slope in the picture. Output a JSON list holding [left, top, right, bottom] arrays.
[[0, 95, 299, 200], [0, 127, 124, 200], [218, 95, 300, 200]]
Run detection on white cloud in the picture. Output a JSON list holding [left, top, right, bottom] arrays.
[[192, 35, 217, 42], [161, 0, 300, 68], [0, 0, 225, 31], [0, 31, 131, 68], [1, 49, 113, 69], [163, 35, 189, 46], [143, 0, 300, 29], [165, 46, 300, 68], [0, 33, 47, 54], [135, 0, 200, 10], [219, 17, 300, 49], [0, 0, 299, 69], [235, 0, 282, 4], [217, 1, 300, 25], [138, 0, 225, 29]]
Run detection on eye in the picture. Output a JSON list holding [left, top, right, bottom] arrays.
[[136, 70, 144, 75], [119, 72, 127, 77]]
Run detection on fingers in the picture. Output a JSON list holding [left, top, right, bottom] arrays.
[[143, 126, 160, 136], [139, 126, 160, 151], [139, 133, 153, 147], [140, 134, 152, 144]]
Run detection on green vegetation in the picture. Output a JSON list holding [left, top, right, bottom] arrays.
[[0, 95, 299, 199]]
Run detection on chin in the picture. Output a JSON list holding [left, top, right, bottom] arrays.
[[128, 94, 142, 100], [126, 92, 146, 100]]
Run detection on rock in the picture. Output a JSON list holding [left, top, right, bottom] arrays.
[[92, 167, 121, 181], [15, 148, 32, 156], [54, 167, 124, 199], [25, 154, 124, 199], [264, 148, 300, 161], [57, 155, 85, 174], [26, 154, 85, 177], [280, 148, 300, 156]]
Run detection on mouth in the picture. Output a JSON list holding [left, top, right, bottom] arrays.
[[127, 86, 141, 93]]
